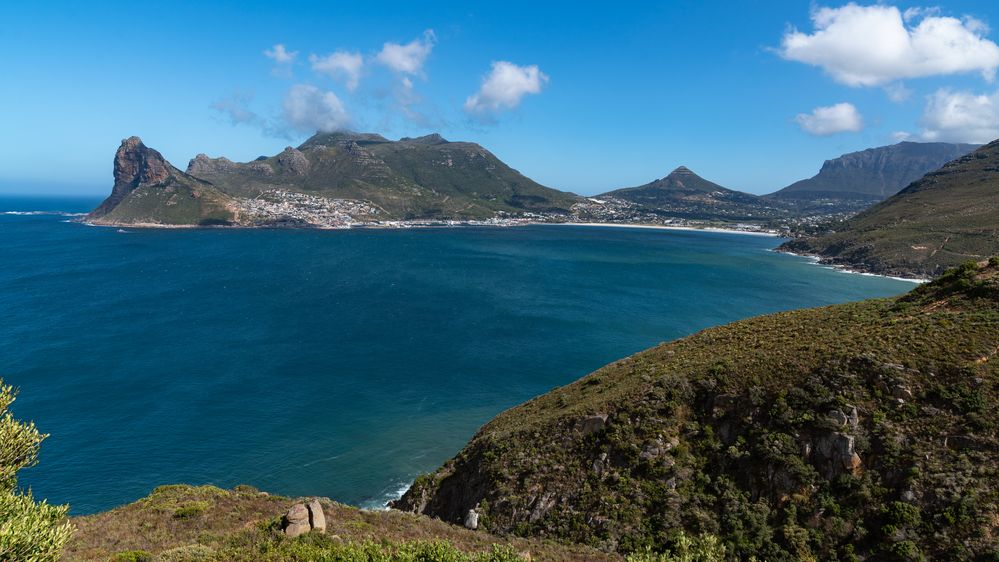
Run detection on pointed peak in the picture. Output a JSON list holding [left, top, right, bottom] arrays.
[[114, 136, 170, 189], [669, 166, 696, 176]]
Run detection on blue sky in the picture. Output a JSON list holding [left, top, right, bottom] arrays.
[[3, 0, 999, 196]]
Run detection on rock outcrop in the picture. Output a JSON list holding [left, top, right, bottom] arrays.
[[282, 499, 326, 537], [91, 137, 172, 216], [87, 137, 238, 226]]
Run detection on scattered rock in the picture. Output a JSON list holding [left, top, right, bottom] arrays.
[[892, 385, 914, 401], [464, 509, 479, 530], [827, 409, 849, 427], [815, 431, 862, 477], [307, 498, 326, 533], [846, 405, 859, 428], [578, 414, 608, 436]]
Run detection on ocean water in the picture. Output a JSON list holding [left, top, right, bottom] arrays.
[[0, 196, 914, 514]]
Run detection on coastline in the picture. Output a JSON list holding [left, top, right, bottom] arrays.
[[544, 221, 781, 237], [78, 217, 782, 236], [777, 249, 930, 283]]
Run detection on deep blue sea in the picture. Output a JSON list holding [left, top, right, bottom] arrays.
[[0, 195, 914, 514]]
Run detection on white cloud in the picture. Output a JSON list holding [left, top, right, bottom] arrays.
[[779, 4, 999, 86], [309, 51, 364, 92], [264, 44, 298, 64], [891, 131, 913, 142], [794, 103, 864, 135], [919, 88, 999, 143], [464, 61, 548, 117], [282, 84, 350, 133], [884, 82, 912, 103], [376, 30, 436, 75], [211, 92, 260, 126]]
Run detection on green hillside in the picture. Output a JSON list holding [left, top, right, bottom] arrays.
[[186, 132, 579, 220], [601, 167, 787, 221], [782, 140, 999, 277], [396, 260, 999, 560]]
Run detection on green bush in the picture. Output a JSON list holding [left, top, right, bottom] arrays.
[[173, 502, 210, 519], [0, 380, 73, 562], [626, 532, 727, 561]]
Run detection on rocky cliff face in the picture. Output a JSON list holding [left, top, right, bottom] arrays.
[[770, 142, 978, 209], [395, 262, 999, 560], [87, 137, 238, 226], [91, 137, 173, 216]]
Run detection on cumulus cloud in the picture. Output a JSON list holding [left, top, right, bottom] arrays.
[[919, 88, 999, 143], [309, 51, 364, 92], [264, 44, 298, 78], [794, 103, 864, 135], [464, 61, 548, 117], [282, 84, 351, 133], [376, 30, 436, 75], [779, 4, 999, 86]]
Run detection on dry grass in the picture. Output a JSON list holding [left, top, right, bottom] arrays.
[[63, 484, 617, 562]]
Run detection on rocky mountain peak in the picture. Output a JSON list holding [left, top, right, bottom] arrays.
[[669, 165, 695, 177], [114, 136, 171, 190]]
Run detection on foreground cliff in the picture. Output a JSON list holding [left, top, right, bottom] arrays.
[[396, 260, 999, 560], [781, 140, 999, 278]]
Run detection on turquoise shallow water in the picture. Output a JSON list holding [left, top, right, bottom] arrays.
[[0, 196, 914, 514]]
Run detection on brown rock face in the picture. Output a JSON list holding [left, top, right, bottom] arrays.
[[91, 137, 174, 217]]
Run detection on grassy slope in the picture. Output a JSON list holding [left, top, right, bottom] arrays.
[[92, 176, 237, 226], [398, 261, 999, 561], [782, 141, 999, 277], [64, 485, 616, 562]]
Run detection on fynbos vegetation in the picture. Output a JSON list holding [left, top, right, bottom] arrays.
[[397, 260, 999, 560], [0, 380, 73, 561]]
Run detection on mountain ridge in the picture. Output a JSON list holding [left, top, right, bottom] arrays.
[[781, 139, 999, 277], [767, 141, 978, 212], [598, 166, 787, 221]]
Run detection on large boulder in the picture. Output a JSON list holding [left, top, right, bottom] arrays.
[[283, 503, 311, 538]]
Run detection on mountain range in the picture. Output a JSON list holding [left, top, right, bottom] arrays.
[[782, 140, 999, 277], [88, 134, 997, 275], [88, 133, 578, 226]]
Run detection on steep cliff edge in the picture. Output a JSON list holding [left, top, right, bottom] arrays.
[[395, 260, 999, 560], [87, 137, 238, 226]]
